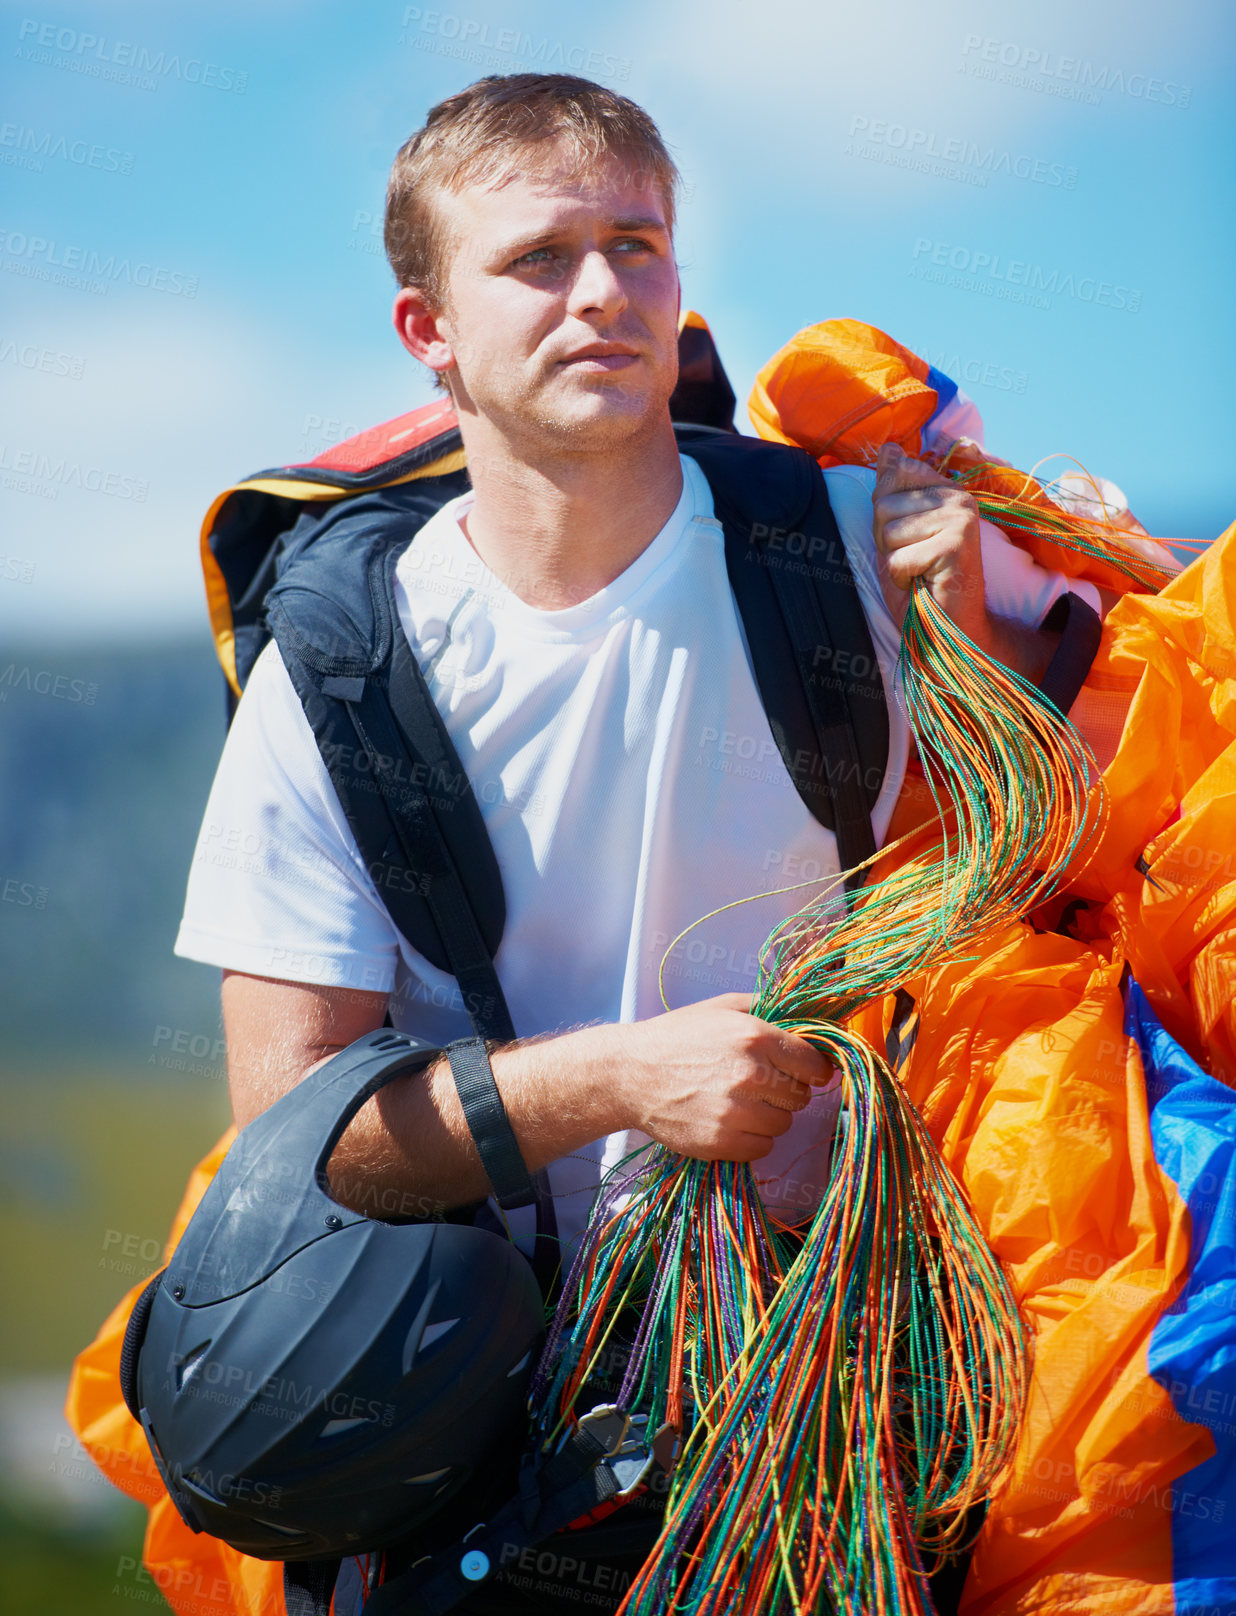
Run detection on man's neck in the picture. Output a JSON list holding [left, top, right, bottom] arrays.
[[456, 413, 685, 611]]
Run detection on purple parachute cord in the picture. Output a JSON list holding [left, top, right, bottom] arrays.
[[528, 1155, 656, 1411]]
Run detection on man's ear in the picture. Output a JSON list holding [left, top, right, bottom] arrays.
[[392, 286, 456, 378]]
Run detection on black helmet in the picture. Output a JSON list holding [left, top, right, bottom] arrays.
[[120, 1028, 545, 1561]]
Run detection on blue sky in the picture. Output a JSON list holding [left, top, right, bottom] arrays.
[[1, 0, 1233, 641]]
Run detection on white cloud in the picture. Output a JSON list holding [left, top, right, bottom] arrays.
[[0, 294, 433, 643], [630, 0, 1207, 204]]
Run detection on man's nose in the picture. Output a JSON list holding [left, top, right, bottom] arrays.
[[566, 248, 628, 320]]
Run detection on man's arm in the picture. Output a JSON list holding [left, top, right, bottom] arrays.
[[222, 971, 832, 1216]]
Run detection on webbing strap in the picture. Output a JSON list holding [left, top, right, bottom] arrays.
[[339, 688, 559, 1274], [883, 988, 920, 1072], [283, 1559, 339, 1616], [447, 1036, 536, 1210], [765, 571, 878, 889], [1037, 590, 1103, 716], [331, 574, 559, 1280], [341, 688, 515, 1043], [713, 459, 885, 894]]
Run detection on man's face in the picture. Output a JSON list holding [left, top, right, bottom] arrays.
[[428, 146, 681, 451]]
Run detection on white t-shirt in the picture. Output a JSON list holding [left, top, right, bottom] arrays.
[[175, 454, 1095, 1255]]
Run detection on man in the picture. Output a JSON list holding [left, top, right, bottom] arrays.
[[176, 75, 1092, 1306], [164, 70, 1118, 1615]]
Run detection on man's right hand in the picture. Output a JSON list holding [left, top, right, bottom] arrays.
[[614, 992, 835, 1162]]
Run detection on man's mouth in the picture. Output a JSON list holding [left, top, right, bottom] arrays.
[[556, 344, 641, 372]]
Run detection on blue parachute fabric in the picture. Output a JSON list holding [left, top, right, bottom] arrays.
[[924, 363, 959, 412], [1133, 977, 1236, 1609]]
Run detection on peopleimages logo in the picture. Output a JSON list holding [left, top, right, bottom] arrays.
[[0, 662, 97, 703], [847, 116, 1078, 191], [0, 228, 198, 297], [0, 121, 134, 174], [913, 344, 1029, 395], [959, 33, 1191, 109], [909, 239, 1142, 315], [0, 334, 84, 378], [15, 18, 249, 93], [0, 442, 149, 500]]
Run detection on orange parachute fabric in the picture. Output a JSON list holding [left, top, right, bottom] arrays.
[[850, 528, 1236, 1612], [755, 318, 1236, 1612], [749, 317, 941, 469], [1061, 530, 1236, 1084], [752, 317, 1179, 598], [65, 1129, 292, 1616]]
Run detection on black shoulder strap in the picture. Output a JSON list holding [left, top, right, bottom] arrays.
[[1038, 590, 1103, 715], [678, 432, 889, 893], [283, 1560, 339, 1616], [268, 538, 559, 1285], [263, 483, 505, 982]]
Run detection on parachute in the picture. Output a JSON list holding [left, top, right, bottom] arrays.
[[66, 319, 1236, 1615], [751, 318, 1236, 1613]]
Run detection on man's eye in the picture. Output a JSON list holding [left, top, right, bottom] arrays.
[[514, 247, 556, 268], [613, 237, 654, 254]]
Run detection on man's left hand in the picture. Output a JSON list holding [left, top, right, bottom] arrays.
[[872, 441, 989, 647]]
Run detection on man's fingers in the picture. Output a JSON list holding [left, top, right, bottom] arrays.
[[712, 991, 755, 1012], [721, 1131, 780, 1163], [750, 1024, 831, 1087], [883, 533, 958, 590], [881, 516, 961, 561], [876, 486, 952, 525], [879, 507, 959, 559], [755, 1070, 812, 1112], [735, 1097, 796, 1138], [874, 440, 949, 498], [876, 488, 974, 555]]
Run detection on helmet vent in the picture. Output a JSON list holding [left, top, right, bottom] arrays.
[[404, 1467, 450, 1485], [174, 1343, 212, 1391], [371, 1031, 411, 1053], [417, 1318, 460, 1353], [250, 1517, 308, 1540], [506, 1350, 530, 1378], [321, 1417, 370, 1438], [401, 1279, 441, 1374], [182, 1473, 227, 1506]]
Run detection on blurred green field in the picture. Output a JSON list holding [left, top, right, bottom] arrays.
[[1, 1069, 231, 1372], [2, 1494, 151, 1616], [1, 1069, 231, 1614]]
